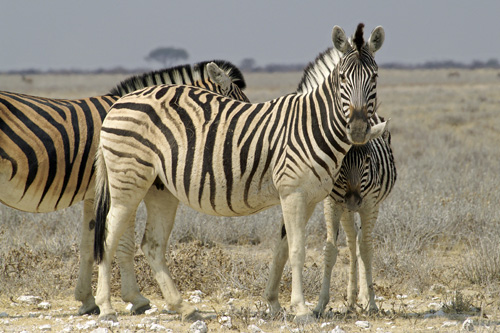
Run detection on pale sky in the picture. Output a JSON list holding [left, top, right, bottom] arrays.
[[0, 1, 498, 71]]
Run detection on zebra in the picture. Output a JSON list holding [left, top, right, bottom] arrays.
[[0, 60, 248, 315], [265, 113, 396, 317], [93, 23, 387, 322]]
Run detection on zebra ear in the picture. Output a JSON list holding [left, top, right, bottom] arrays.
[[368, 119, 390, 140], [368, 26, 385, 53], [332, 26, 349, 53], [207, 62, 232, 92]]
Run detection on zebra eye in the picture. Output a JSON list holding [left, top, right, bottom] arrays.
[[340, 73, 346, 83], [371, 73, 378, 83]]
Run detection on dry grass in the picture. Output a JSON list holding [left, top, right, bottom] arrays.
[[1, 69, 500, 331]]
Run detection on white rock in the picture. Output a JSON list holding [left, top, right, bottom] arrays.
[[150, 323, 167, 331], [375, 295, 385, 301], [355, 321, 371, 329], [61, 326, 73, 332], [17, 295, 43, 304], [83, 320, 98, 329], [189, 295, 202, 304], [331, 325, 346, 333], [321, 321, 334, 328], [462, 318, 474, 331], [126, 303, 134, 311], [442, 320, 458, 327], [428, 302, 442, 309], [90, 328, 110, 333], [0, 312, 7, 318], [38, 301, 52, 310], [39, 324, 52, 331], [219, 315, 232, 328], [145, 307, 159, 315], [396, 294, 408, 300], [248, 324, 263, 333], [2, 320, 10, 326], [189, 320, 207, 333]]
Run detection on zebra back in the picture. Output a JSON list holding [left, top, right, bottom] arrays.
[[110, 60, 248, 101]]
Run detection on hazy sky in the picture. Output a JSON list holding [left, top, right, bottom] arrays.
[[1, 1, 499, 71]]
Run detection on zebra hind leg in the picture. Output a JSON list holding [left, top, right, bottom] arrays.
[[141, 187, 201, 321], [263, 219, 289, 317], [115, 210, 151, 314], [75, 199, 99, 315]]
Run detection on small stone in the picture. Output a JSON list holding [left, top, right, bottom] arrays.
[[396, 294, 408, 300], [248, 324, 263, 333], [442, 320, 458, 327], [219, 315, 232, 328], [150, 323, 167, 331], [145, 307, 159, 315], [39, 324, 52, 331], [331, 325, 346, 333], [17, 295, 43, 304], [189, 320, 207, 333], [355, 320, 371, 329], [126, 303, 134, 311], [189, 295, 202, 304], [428, 302, 442, 309], [0, 312, 8, 318], [38, 301, 52, 310]]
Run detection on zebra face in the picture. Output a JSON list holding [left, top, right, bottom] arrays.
[[332, 23, 386, 144]]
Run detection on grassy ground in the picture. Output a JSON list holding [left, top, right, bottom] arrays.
[[1, 69, 500, 331]]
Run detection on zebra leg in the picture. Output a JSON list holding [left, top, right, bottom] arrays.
[[280, 192, 316, 322], [115, 211, 151, 314], [313, 197, 342, 317], [357, 207, 378, 312], [96, 200, 141, 321], [141, 187, 201, 321], [340, 210, 358, 310], [263, 218, 288, 316], [75, 199, 99, 315]]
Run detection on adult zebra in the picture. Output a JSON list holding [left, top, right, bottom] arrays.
[[0, 60, 248, 315], [93, 23, 387, 322], [265, 114, 396, 316]]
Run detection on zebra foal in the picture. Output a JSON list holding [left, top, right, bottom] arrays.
[[0, 60, 248, 315], [94, 23, 387, 322]]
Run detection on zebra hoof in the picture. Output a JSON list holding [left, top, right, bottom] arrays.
[[98, 313, 118, 323], [130, 303, 151, 315], [77, 303, 100, 316], [183, 310, 203, 322]]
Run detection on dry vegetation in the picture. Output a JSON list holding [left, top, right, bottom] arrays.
[[1, 69, 500, 332]]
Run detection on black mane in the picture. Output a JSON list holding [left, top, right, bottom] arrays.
[[353, 23, 365, 52], [109, 60, 246, 96]]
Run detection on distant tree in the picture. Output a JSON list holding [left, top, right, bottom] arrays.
[[240, 58, 256, 71], [145, 47, 189, 67]]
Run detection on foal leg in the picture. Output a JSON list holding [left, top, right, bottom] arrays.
[[313, 197, 342, 317], [340, 211, 358, 310]]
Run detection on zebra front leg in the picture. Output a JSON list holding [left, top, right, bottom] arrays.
[[263, 219, 289, 316], [280, 192, 316, 322], [340, 210, 358, 310], [75, 199, 99, 315], [357, 207, 378, 312], [141, 188, 200, 321], [313, 198, 342, 317], [115, 211, 151, 314]]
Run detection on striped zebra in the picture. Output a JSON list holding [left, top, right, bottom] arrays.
[[93, 23, 387, 322], [265, 114, 396, 316], [0, 60, 248, 315]]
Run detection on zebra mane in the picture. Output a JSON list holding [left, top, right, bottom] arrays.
[[109, 60, 246, 96], [353, 23, 365, 52], [296, 47, 343, 94]]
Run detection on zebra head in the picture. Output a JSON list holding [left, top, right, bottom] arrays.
[[339, 144, 372, 211], [206, 61, 250, 102], [332, 23, 387, 145]]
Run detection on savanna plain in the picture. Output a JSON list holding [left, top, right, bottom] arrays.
[[1, 69, 500, 332]]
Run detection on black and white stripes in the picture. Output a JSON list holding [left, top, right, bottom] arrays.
[[93, 23, 388, 321]]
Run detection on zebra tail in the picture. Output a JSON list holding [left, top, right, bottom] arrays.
[[93, 145, 110, 264]]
